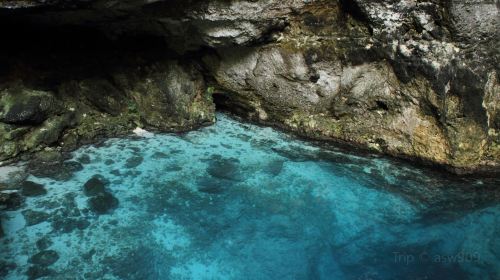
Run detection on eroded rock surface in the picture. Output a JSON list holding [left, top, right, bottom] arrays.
[[203, 0, 500, 174], [0, 0, 498, 174]]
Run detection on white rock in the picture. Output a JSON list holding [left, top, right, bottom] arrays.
[[0, 165, 25, 183], [133, 127, 155, 138]]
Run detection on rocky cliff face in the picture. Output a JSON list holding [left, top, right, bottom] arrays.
[[0, 0, 498, 174]]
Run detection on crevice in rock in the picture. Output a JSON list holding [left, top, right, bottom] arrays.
[[339, 0, 373, 35], [375, 100, 389, 111]]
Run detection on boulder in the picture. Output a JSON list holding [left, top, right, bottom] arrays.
[[26, 266, 54, 280], [35, 237, 53, 251], [22, 210, 50, 226], [21, 181, 47, 197], [28, 250, 59, 266], [0, 192, 23, 210], [124, 156, 143, 169], [0, 87, 60, 125], [88, 192, 119, 215], [0, 260, 16, 278], [83, 177, 107, 197], [206, 157, 241, 181], [28, 151, 82, 181]]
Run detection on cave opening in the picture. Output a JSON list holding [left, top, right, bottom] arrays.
[[211, 91, 258, 119], [212, 93, 231, 112], [339, 0, 373, 35], [0, 7, 219, 160], [0, 13, 185, 91], [1, 2, 500, 279], [211, 92, 242, 114]]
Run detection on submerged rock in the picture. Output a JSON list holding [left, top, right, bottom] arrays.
[[48, 192, 92, 232], [83, 177, 107, 197], [26, 266, 54, 280], [264, 159, 285, 176], [124, 156, 143, 168], [206, 157, 241, 181], [22, 210, 50, 226], [165, 164, 182, 172], [77, 154, 91, 164], [106, 246, 171, 280], [0, 191, 23, 210], [63, 161, 84, 172], [29, 250, 59, 266], [0, 260, 16, 278], [35, 237, 53, 251], [52, 217, 90, 233], [21, 181, 47, 197], [27, 151, 81, 181], [88, 192, 119, 215], [151, 152, 168, 159], [197, 177, 232, 194]]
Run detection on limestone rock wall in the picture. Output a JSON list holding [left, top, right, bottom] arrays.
[[0, 44, 215, 160], [0, 0, 498, 174], [202, 0, 499, 174]]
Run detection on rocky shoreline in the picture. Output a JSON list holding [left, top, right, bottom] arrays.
[[0, 0, 498, 175]]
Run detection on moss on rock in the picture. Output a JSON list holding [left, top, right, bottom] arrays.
[[0, 87, 61, 125]]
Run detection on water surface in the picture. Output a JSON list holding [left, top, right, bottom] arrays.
[[1, 114, 499, 279]]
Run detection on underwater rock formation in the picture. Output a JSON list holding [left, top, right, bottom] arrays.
[[0, 0, 498, 174], [1, 113, 499, 279]]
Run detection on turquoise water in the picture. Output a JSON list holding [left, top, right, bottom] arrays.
[[1, 113, 499, 280]]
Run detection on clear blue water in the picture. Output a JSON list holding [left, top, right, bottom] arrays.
[[1, 113, 499, 280]]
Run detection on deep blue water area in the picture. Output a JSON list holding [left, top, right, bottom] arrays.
[[1, 113, 499, 280]]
